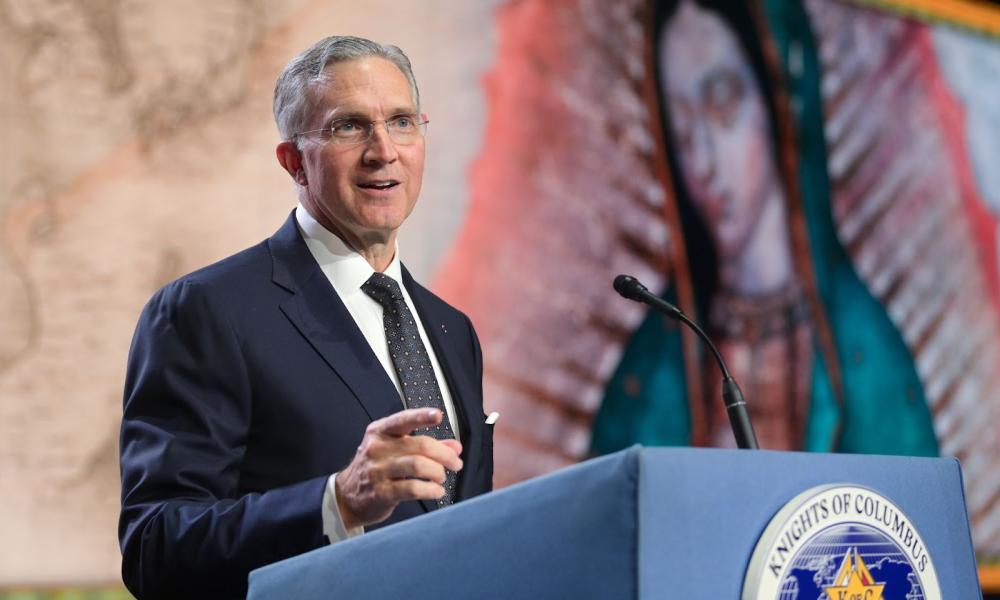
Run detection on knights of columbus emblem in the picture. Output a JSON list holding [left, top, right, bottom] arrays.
[[742, 485, 941, 599]]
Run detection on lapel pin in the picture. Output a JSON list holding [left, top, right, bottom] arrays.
[[440, 324, 448, 333]]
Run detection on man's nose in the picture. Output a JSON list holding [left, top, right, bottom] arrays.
[[362, 122, 399, 164]]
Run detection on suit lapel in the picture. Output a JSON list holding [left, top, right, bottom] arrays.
[[269, 213, 401, 424], [269, 213, 478, 511], [403, 267, 484, 503]]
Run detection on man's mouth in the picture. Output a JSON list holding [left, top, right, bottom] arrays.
[[357, 180, 400, 191]]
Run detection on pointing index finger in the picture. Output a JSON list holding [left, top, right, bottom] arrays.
[[372, 408, 443, 437]]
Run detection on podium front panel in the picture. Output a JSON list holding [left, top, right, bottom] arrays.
[[638, 448, 980, 598]]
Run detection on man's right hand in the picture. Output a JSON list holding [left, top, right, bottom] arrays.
[[335, 408, 463, 530]]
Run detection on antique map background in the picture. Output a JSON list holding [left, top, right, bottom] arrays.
[[0, 0, 497, 584]]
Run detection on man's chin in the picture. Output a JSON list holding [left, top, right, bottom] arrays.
[[348, 218, 408, 246]]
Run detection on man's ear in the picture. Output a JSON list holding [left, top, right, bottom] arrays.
[[276, 141, 307, 185]]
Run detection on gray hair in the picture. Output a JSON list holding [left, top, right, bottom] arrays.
[[273, 35, 420, 141]]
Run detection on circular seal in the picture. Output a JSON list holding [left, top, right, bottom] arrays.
[[742, 485, 941, 599]]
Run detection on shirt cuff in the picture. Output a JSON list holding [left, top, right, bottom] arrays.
[[322, 472, 365, 544]]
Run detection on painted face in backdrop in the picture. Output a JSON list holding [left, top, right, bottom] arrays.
[[660, 1, 779, 260], [297, 57, 425, 249]]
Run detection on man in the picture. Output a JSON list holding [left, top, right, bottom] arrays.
[[119, 36, 493, 599]]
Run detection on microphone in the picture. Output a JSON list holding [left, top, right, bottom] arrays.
[[613, 275, 760, 450]]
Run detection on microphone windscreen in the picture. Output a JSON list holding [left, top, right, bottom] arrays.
[[613, 274, 646, 300]]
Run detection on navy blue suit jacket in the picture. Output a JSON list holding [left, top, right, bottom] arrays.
[[119, 213, 493, 599]]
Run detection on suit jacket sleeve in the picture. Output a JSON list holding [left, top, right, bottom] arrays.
[[119, 279, 327, 599]]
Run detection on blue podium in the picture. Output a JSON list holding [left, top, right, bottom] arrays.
[[247, 447, 981, 598]]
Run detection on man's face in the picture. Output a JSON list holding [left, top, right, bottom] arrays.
[[295, 57, 425, 249]]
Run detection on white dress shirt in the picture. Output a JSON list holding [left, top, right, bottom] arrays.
[[294, 205, 460, 544]]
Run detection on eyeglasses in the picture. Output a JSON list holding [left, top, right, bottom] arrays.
[[293, 114, 429, 145]]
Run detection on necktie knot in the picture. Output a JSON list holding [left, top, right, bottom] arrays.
[[362, 272, 404, 306]]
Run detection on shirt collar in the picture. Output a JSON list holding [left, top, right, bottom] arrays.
[[294, 204, 404, 298]]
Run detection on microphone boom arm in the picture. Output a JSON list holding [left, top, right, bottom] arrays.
[[613, 275, 760, 450]]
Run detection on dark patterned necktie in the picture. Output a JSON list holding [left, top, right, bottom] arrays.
[[361, 272, 456, 506]]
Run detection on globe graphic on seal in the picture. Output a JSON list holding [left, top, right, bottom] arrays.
[[776, 523, 927, 600]]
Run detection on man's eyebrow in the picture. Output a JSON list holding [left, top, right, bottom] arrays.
[[327, 110, 370, 121], [327, 108, 418, 121]]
